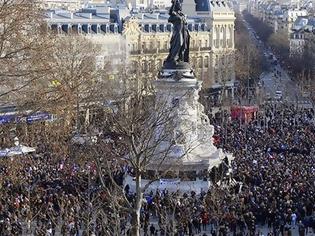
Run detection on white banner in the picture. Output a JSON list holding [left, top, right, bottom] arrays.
[[159, 178, 180, 185]]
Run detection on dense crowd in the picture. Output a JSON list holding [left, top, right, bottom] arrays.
[[0, 148, 126, 235], [210, 103, 315, 235], [133, 103, 315, 236], [0, 103, 314, 235]]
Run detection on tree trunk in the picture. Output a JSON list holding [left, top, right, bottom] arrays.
[[131, 171, 142, 236]]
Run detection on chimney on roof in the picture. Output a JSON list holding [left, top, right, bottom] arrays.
[[142, 13, 144, 20], [90, 13, 92, 19], [71, 13, 73, 19], [49, 12, 53, 19]]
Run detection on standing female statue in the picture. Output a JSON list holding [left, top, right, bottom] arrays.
[[164, 0, 190, 68]]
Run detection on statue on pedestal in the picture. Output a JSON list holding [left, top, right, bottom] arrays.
[[164, 0, 190, 69]]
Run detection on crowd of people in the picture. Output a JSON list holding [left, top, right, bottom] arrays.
[[0, 103, 314, 235], [131, 103, 315, 236], [210, 103, 315, 235], [0, 145, 127, 235]]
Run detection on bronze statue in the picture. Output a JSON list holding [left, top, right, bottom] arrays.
[[164, 0, 190, 69]]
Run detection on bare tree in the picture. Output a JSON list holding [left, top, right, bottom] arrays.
[[26, 36, 102, 125], [268, 32, 290, 60], [74, 66, 203, 235], [0, 0, 50, 102], [234, 13, 264, 105], [11, 35, 108, 159], [243, 10, 273, 43]]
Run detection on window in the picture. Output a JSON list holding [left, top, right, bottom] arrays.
[[142, 61, 146, 72], [198, 57, 202, 68], [204, 56, 209, 68]]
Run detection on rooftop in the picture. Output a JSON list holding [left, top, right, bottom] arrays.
[[45, 9, 111, 24]]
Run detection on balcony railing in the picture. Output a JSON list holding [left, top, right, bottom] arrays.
[[129, 46, 212, 55]]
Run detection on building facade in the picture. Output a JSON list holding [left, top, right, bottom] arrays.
[[182, 0, 236, 97], [40, 0, 107, 10], [45, 3, 236, 97], [289, 16, 315, 55], [122, 14, 214, 88], [41, 0, 84, 10]]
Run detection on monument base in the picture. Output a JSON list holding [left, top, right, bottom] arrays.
[[124, 175, 212, 194], [124, 68, 233, 194]]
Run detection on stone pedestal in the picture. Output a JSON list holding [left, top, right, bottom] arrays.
[[125, 67, 233, 194], [152, 68, 228, 170]]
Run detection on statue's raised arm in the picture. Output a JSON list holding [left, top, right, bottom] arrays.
[[163, 0, 190, 69]]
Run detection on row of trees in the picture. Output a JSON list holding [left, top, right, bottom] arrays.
[[234, 13, 266, 105], [243, 10, 291, 63], [242, 11, 273, 43], [235, 13, 266, 80], [243, 10, 315, 92]]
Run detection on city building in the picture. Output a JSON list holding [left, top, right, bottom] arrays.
[[40, 0, 84, 10], [40, 0, 110, 10], [45, 8, 128, 72], [290, 16, 315, 55], [126, 0, 172, 10], [232, 0, 248, 13], [282, 9, 308, 33], [45, 1, 236, 100], [290, 28, 307, 55], [122, 13, 214, 88], [182, 0, 236, 97]]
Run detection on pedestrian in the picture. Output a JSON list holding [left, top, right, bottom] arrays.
[[202, 212, 209, 231], [284, 221, 291, 236], [150, 224, 155, 236], [291, 212, 297, 229], [298, 220, 305, 236]]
